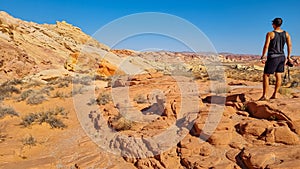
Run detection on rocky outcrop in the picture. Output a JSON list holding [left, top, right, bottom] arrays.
[[0, 11, 110, 82], [110, 49, 136, 57], [64, 52, 80, 71], [241, 146, 300, 169], [246, 99, 300, 134]]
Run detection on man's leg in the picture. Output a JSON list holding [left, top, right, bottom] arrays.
[[271, 72, 282, 99], [260, 73, 270, 100]]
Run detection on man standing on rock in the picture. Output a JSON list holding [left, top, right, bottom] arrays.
[[259, 18, 292, 100]]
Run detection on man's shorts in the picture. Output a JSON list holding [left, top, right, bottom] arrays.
[[264, 56, 286, 74]]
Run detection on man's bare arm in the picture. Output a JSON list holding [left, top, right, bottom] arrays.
[[261, 32, 272, 59], [286, 31, 292, 60]]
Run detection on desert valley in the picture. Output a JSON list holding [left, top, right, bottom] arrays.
[[1, 11, 300, 169]]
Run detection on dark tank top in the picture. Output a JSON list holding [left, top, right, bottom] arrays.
[[267, 31, 286, 58]]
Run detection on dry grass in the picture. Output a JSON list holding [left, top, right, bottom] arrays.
[[225, 66, 263, 82]]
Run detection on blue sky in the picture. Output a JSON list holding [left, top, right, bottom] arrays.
[[0, 0, 299, 55]]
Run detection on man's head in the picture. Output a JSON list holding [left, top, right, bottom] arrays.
[[272, 18, 283, 27]]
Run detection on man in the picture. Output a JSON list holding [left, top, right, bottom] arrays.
[[260, 18, 292, 100]]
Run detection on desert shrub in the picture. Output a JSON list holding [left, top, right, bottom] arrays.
[[134, 94, 148, 104], [269, 115, 279, 121], [22, 135, 36, 146], [46, 76, 73, 86], [26, 94, 46, 105], [279, 87, 292, 97], [24, 80, 43, 88], [45, 116, 66, 129], [40, 86, 55, 96], [18, 89, 35, 101], [1, 79, 23, 86], [0, 106, 19, 119], [20, 107, 67, 129], [211, 85, 230, 94], [54, 107, 68, 117], [96, 93, 112, 105], [72, 85, 85, 96], [109, 115, 132, 131], [57, 82, 69, 88], [0, 84, 21, 100], [87, 98, 97, 106], [20, 113, 38, 127], [239, 104, 248, 111], [73, 76, 92, 85], [37, 111, 66, 128], [52, 91, 70, 99]]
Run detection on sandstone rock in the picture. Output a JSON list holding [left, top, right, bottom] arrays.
[[265, 123, 300, 145], [152, 147, 183, 169], [225, 148, 241, 163], [98, 60, 122, 77], [237, 119, 272, 137], [236, 111, 249, 117], [246, 99, 300, 134], [64, 52, 79, 71], [110, 49, 136, 57], [0, 11, 115, 82], [241, 146, 300, 169]]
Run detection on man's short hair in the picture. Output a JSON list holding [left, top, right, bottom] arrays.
[[272, 18, 283, 27]]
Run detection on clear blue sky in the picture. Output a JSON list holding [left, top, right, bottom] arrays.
[[0, 0, 299, 55]]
